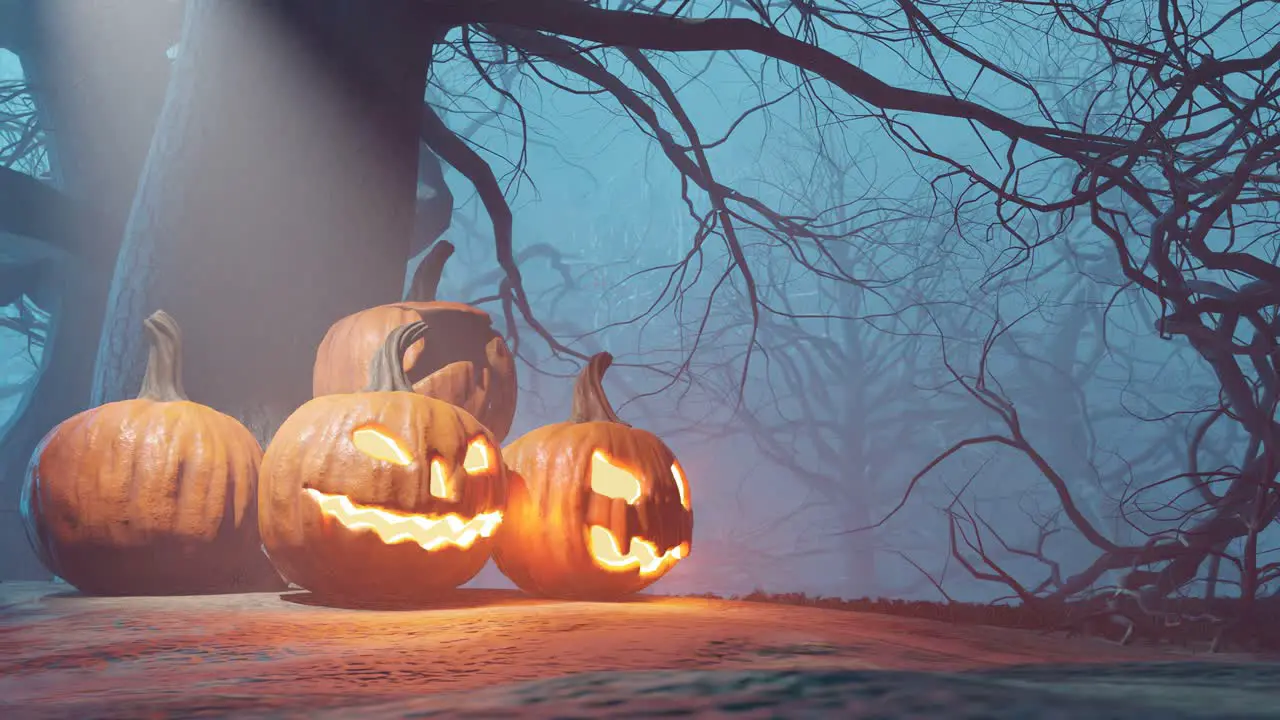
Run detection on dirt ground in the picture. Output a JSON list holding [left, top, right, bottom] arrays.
[[2, 581, 1278, 718]]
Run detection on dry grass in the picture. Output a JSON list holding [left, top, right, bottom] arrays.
[[675, 590, 1280, 652]]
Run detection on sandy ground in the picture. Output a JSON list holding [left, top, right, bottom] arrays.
[[1, 580, 1278, 718]]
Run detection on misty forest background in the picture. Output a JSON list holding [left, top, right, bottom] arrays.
[[0, 0, 1276, 616]]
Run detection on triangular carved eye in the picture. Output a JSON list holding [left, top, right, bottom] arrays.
[[591, 450, 642, 504], [351, 425, 414, 465], [462, 437, 492, 474]]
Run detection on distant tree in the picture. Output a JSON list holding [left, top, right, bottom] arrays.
[[0, 0, 1274, 630], [854, 0, 1280, 637], [0, 0, 176, 577]]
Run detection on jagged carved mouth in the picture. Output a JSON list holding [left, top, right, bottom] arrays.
[[588, 525, 687, 575], [305, 488, 501, 551]]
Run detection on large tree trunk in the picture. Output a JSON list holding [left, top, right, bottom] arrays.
[[93, 0, 437, 441], [0, 0, 176, 580]]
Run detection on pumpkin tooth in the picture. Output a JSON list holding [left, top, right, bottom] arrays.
[[610, 497, 630, 544], [585, 493, 613, 526], [633, 502, 651, 543]]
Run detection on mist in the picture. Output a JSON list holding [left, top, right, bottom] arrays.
[[1, 0, 1277, 616]]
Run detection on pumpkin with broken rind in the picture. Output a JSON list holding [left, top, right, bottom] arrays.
[[312, 240, 517, 441], [261, 320, 507, 600], [494, 352, 692, 600], [21, 310, 280, 595]]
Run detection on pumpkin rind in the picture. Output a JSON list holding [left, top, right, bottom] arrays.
[[493, 353, 693, 599], [262, 321, 508, 600], [20, 310, 280, 595], [311, 240, 518, 441]]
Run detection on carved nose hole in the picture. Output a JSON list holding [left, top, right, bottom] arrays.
[[429, 458, 455, 500]]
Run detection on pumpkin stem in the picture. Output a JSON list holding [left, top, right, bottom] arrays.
[[365, 320, 429, 392], [570, 352, 629, 425], [137, 310, 189, 402], [404, 240, 455, 302]]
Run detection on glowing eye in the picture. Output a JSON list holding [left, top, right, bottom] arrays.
[[671, 462, 690, 509], [590, 450, 642, 504], [351, 425, 414, 465], [429, 458, 454, 500], [463, 438, 492, 474]]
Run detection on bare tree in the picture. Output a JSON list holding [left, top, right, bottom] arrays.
[[0, 0, 1275, 619]]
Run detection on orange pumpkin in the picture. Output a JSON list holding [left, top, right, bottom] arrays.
[[261, 320, 507, 600], [20, 310, 280, 595], [494, 353, 692, 599], [312, 240, 517, 441]]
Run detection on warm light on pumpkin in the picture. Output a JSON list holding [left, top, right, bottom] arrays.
[[588, 525, 686, 575], [590, 450, 643, 504], [463, 438, 492, 474], [305, 488, 501, 551], [351, 425, 414, 465], [671, 462, 690, 509], [428, 458, 453, 500]]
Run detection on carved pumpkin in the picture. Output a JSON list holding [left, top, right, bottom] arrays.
[[312, 240, 517, 441], [494, 353, 692, 599], [261, 320, 507, 600], [20, 310, 280, 595]]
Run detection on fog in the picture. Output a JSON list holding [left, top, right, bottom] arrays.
[[1, 0, 1277, 608]]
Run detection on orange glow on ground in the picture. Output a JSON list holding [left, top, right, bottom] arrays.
[[589, 525, 686, 575], [671, 462, 690, 509], [590, 450, 642, 504], [305, 488, 501, 551]]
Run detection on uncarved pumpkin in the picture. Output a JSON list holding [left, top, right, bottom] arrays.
[[261, 320, 508, 600], [20, 310, 281, 595], [494, 352, 693, 600], [312, 240, 517, 441]]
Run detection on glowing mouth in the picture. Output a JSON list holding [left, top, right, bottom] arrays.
[[589, 525, 687, 575], [305, 488, 502, 551]]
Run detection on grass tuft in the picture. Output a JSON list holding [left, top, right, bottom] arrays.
[[671, 590, 1280, 653]]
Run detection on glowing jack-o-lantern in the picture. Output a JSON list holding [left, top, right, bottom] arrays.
[[259, 320, 507, 600], [494, 352, 693, 600]]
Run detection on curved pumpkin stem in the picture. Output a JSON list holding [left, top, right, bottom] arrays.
[[365, 320, 429, 392], [570, 352, 629, 425], [404, 239, 455, 302], [137, 310, 189, 402]]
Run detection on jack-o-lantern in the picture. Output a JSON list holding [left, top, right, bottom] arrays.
[[260, 320, 507, 600], [20, 310, 282, 595], [312, 240, 517, 441], [494, 352, 692, 599]]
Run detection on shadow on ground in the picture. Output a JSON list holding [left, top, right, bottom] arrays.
[[277, 587, 550, 611], [302, 662, 1280, 719], [3, 581, 1278, 718], [9, 663, 1279, 719]]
